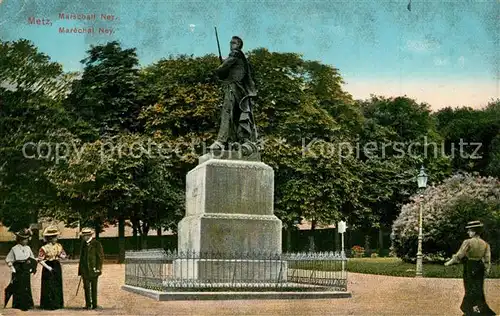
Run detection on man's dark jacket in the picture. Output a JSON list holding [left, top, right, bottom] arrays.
[[78, 239, 104, 278]]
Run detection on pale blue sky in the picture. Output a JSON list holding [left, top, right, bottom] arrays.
[[1, 0, 498, 108]]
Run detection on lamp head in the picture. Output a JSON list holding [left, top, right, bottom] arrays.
[[417, 165, 428, 189]]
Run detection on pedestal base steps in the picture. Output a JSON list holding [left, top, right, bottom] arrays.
[[121, 285, 352, 301]]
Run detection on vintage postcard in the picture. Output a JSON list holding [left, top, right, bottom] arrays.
[[0, 0, 498, 315]]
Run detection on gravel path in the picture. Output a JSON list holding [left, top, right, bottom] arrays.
[[0, 262, 498, 315]]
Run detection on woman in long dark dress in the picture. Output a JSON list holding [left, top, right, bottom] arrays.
[[4, 229, 37, 311], [444, 220, 496, 315], [38, 226, 67, 310]]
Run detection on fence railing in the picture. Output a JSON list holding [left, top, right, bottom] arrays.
[[125, 249, 348, 292]]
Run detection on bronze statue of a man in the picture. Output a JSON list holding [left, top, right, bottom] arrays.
[[209, 36, 258, 154]]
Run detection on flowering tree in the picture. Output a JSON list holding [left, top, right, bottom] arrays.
[[391, 174, 500, 262]]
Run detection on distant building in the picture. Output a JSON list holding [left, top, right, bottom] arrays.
[[0, 219, 331, 242], [0, 220, 174, 242], [296, 221, 336, 230]]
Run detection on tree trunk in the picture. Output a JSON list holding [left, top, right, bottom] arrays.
[[364, 234, 371, 257], [334, 226, 340, 252], [137, 222, 143, 250], [378, 226, 384, 256], [94, 222, 100, 239], [308, 220, 316, 252], [132, 225, 138, 250], [157, 227, 164, 249], [132, 217, 139, 250], [118, 216, 125, 263], [30, 210, 40, 256], [286, 227, 292, 252], [347, 229, 352, 256], [140, 222, 149, 250]]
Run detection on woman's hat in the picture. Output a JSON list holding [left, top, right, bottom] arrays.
[[43, 226, 60, 237], [15, 228, 32, 239], [465, 220, 484, 229], [80, 228, 93, 236]]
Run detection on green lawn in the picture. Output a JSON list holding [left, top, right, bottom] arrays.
[[292, 257, 500, 278]]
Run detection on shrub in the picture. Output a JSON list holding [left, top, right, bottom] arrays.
[[391, 174, 500, 263], [351, 245, 365, 257], [422, 251, 447, 264]]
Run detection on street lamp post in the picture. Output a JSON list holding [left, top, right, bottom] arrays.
[[416, 166, 428, 277]]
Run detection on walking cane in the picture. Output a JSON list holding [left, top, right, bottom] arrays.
[[76, 276, 82, 296]]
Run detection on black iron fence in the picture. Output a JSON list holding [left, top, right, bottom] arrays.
[[124, 249, 348, 292]]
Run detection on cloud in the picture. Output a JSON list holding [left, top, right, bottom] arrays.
[[458, 56, 465, 67], [330, 25, 345, 36], [405, 39, 440, 53], [433, 57, 448, 66]]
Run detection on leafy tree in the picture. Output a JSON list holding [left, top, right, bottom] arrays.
[[46, 133, 183, 250], [365, 96, 433, 136], [486, 133, 500, 177], [0, 39, 74, 252], [354, 96, 452, 254], [302, 60, 362, 136], [243, 49, 367, 242], [59, 41, 155, 259], [66, 41, 141, 135], [0, 39, 75, 99], [434, 99, 500, 176], [262, 137, 365, 250]]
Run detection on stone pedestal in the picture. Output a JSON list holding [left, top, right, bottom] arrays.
[[176, 151, 285, 282]]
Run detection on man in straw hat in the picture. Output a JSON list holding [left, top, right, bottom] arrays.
[[38, 226, 67, 310], [444, 220, 496, 315], [4, 228, 37, 311], [78, 228, 104, 310]]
